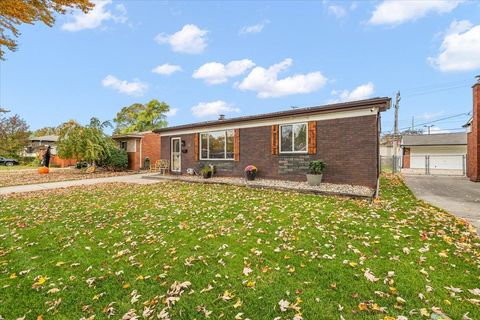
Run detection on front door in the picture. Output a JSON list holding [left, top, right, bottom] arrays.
[[171, 138, 181, 172]]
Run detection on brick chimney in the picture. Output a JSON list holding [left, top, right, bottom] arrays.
[[467, 76, 480, 182]]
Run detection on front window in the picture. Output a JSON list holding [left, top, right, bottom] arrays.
[[200, 130, 234, 160], [280, 123, 307, 153], [120, 141, 128, 150]]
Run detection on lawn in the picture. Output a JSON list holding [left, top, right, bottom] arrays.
[[0, 165, 36, 171], [0, 175, 479, 319], [0, 168, 132, 187]]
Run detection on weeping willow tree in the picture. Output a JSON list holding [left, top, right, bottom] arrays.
[[57, 118, 113, 165]]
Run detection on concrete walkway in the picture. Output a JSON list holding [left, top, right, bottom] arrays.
[[0, 173, 163, 195], [404, 175, 480, 233]]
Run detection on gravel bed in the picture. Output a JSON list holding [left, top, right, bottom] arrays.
[[146, 174, 375, 198]]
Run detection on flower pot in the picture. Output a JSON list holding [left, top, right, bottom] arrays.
[[245, 171, 256, 181], [306, 173, 322, 186], [202, 171, 212, 179]]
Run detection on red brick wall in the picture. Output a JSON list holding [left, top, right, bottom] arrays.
[[160, 115, 379, 188], [141, 132, 161, 169], [127, 152, 138, 171], [50, 155, 76, 168], [467, 83, 480, 182], [403, 148, 410, 169]]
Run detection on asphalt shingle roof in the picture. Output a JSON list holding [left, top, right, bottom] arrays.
[[401, 132, 467, 146]]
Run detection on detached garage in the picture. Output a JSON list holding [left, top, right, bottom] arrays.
[[401, 133, 467, 175]]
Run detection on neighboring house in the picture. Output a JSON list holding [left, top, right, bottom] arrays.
[[379, 137, 401, 157], [465, 76, 480, 182], [401, 133, 467, 174], [25, 135, 59, 157], [112, 131, 161, 170], [26, 135, 76, 167], [154, 97, 391, 189]]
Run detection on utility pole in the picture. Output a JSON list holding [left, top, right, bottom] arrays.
[[411, 116, 414, 130], [424, 125, 434, 134], [393, 91, 401, 172]]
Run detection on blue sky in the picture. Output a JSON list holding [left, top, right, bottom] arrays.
[[1, 0, 479, 134]]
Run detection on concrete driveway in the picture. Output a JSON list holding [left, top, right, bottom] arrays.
[[403, 175, 480, 233]]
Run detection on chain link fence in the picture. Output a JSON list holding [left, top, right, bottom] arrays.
[[381, 155, 467, 176], [380, 156, 402, 173]]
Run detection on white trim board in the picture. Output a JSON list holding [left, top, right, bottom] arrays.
[[159, 107, 378, 136]]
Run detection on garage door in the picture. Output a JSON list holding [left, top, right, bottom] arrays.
[[406, 154, 466, 175]]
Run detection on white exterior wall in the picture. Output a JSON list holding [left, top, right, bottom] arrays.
[[409, 145, 467, 169], [127, 140, 137, 153]]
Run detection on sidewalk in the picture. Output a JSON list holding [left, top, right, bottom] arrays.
[[0, 173, 163, 195]]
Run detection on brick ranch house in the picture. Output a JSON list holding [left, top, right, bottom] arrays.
[[153, 97, 391, 190], [112, 131, 161, 170], [465, 76, 480, 182]]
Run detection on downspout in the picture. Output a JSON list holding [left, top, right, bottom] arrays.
[[139, 138, 143, 170], [375, 111, 381, 198]]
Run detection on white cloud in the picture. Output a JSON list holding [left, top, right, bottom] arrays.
[[425, 126, 450, 134], [239, 20, 270, 34], [236, 58, 327, 98], [328, 5, 347, 18], [101, 75, 148, 96], [165, 108, 179, 117], [428, 20, 480, 72], [417, 111, 447, 120], [193, 59, 255, 84], [155, 24, 208, 54], [191, 100, 240, 118], [152, 64, 182, 75], [62, 0, 127, 32], [368, 0, 462, 26], [330, 82, 375, 102]]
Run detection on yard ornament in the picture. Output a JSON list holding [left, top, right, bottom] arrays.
[[38, 145, 51, 174]]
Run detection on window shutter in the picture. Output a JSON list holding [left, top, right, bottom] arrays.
[[194, 133, 199, 161], [271, 125, 279, 155], [234, 129, 240, 161], [308, 121, 317, 155]]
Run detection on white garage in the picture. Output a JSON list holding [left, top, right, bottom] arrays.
[[401, 133, 467, 175]]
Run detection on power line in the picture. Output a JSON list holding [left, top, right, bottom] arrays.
[[382, 111, 471, 133], [403, 84, 470, 98], [402, 78, 471, 92]]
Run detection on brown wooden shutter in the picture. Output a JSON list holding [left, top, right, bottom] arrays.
[[234, 129, 240, 161], [194, 133, 199, 161], [271, 125, 279, 155], [308, 121, 317, 155]]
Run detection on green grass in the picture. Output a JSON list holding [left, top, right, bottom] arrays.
[[0, 165, 35, 170], [0, 175, 479, 319]]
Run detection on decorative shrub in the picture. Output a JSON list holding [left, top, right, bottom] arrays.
[[98, 147, 128, 171], [308, 160, 326, 175], [244, 165, 257, 173], [201, 165, 213, 178]]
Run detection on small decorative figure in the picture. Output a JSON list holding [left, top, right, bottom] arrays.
[[42, 145, 52, 168]]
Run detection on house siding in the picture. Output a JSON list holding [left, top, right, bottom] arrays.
[[160, 114, 379, 188], [467, 83, 480, 182]]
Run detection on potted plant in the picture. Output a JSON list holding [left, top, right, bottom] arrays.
[[201, 165, 213, 179], [306, 160, 326, 186], [244, 165, 257, 181]]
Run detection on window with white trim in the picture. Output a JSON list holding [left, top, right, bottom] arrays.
[[200, 130, 234, 160], [280, 123, 307, 153]]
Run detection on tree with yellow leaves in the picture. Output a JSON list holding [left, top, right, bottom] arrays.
[[0, 0, 94, 59]]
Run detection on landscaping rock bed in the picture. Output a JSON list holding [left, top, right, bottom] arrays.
[[145, 174, 375, 198]]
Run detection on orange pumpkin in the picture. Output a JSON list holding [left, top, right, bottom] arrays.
[[38, 167, 49, 174]]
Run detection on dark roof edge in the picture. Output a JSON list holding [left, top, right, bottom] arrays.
[[154, 97, 391, 133], [401, 143, 467, 146]]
